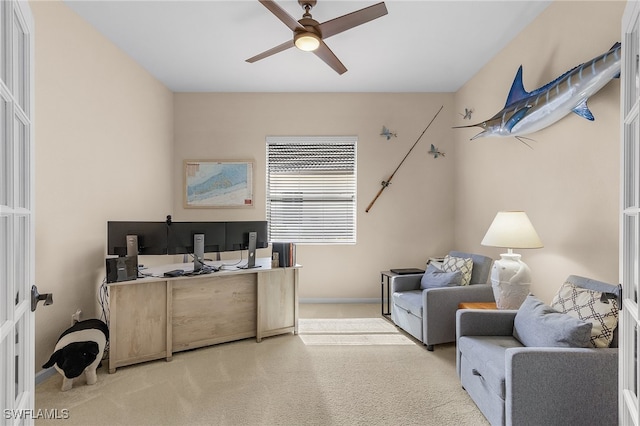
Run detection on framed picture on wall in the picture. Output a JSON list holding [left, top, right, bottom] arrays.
[[184, 160, 254, 208]]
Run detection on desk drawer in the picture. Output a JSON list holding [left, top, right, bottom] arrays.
[[172, 275, 257, 351]]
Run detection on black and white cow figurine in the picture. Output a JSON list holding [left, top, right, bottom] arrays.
[[43, 319, 109, 391]]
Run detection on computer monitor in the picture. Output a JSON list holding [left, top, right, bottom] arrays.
[[224, 221, 268, 251], [167, 222, 226, 255], [107, 222, 168, 256]]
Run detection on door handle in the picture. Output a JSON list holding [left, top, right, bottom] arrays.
[[31, 285, 53, 312]]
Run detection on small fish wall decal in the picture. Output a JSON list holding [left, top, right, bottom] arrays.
[[380, 126, 397, 140], [429, 144, 445, 159], [460, 108, 473, 120]]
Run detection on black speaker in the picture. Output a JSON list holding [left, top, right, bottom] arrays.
[[106, 256, 138, 283]]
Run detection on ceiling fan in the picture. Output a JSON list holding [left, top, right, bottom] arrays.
[[246, 0, 388, 75]]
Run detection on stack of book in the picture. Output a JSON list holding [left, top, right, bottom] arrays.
[[272, 242, 296, 267]]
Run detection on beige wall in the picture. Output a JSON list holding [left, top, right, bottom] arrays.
[[453, 1, 625, 303], [31, 0, 625, 372], [173, 93, 455, 299], [32, 0, 174, 370]]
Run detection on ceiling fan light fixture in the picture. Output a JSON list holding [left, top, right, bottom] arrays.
[[294, 32, 320, 51], [248, 0, 388, 75]]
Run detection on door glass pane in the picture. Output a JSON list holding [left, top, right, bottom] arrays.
[[626, 214, 639, 304], [636, 50, 640, 109], [14, 317, 24, 403], [15, 115, 27, 209], [0, 215, 7, 322], [12, 10, 27, 113], [635, 323, 639, 399], [625, 119, 638, 209], [628, 16, 640, 114], [0, 339, 7, 413], [0, 97, 8, 207], [14, 216, 27, 307], [636, 20, 640, 111], [0, 1, 5, 86]]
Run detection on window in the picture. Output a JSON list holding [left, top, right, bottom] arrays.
[[266, 136, 356, 244]]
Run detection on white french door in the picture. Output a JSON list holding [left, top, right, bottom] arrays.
[[622, 2, 640, 425], [0, 1, 34, 425]]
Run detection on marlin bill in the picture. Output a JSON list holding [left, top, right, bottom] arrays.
[[455, 42, 621, 141]]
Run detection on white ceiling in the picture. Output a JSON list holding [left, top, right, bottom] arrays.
[[63, 0, 552, 93]]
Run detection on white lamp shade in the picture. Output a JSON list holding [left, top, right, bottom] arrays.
[[481, 211, 543, 249]]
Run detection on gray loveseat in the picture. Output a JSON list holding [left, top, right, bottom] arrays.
[[456, 275, 619, 426], [390, 251, 493, 350]]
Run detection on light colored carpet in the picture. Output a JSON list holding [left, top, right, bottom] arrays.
[[35, 304, 488, 425]]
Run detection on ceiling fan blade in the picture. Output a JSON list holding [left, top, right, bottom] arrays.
[[318, 2, 388, 39], [246, 40, 295, 63], [259, 0, 305, 32], [314, 41, 347, 75]]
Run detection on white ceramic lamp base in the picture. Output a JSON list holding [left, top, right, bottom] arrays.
[[490, 253, 531, 309]]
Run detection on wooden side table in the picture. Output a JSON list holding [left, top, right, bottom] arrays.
[[458, 302, 498, 310]]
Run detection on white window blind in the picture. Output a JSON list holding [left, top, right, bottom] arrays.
[[266, 136, 356, 244]]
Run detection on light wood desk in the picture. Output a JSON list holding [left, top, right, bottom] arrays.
[[107, 257, 300, 373]]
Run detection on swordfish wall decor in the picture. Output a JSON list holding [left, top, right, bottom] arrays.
[[455, 42, 621, 144]]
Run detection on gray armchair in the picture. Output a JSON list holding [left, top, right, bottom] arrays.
[[456, 275, 619, 426], [390, 251, 493, 350]]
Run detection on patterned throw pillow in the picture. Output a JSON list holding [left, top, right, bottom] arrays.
[[441, 255, 473, 286], [551, 282, 619, 348]]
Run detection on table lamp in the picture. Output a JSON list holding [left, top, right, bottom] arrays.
[[481, 211, 543, 309]]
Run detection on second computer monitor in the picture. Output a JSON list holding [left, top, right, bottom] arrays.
[[167, 222, 226, 255], [224, 221, 268, 252]]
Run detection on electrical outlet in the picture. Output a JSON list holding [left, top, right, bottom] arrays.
[[71, 309, 81, 325]]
